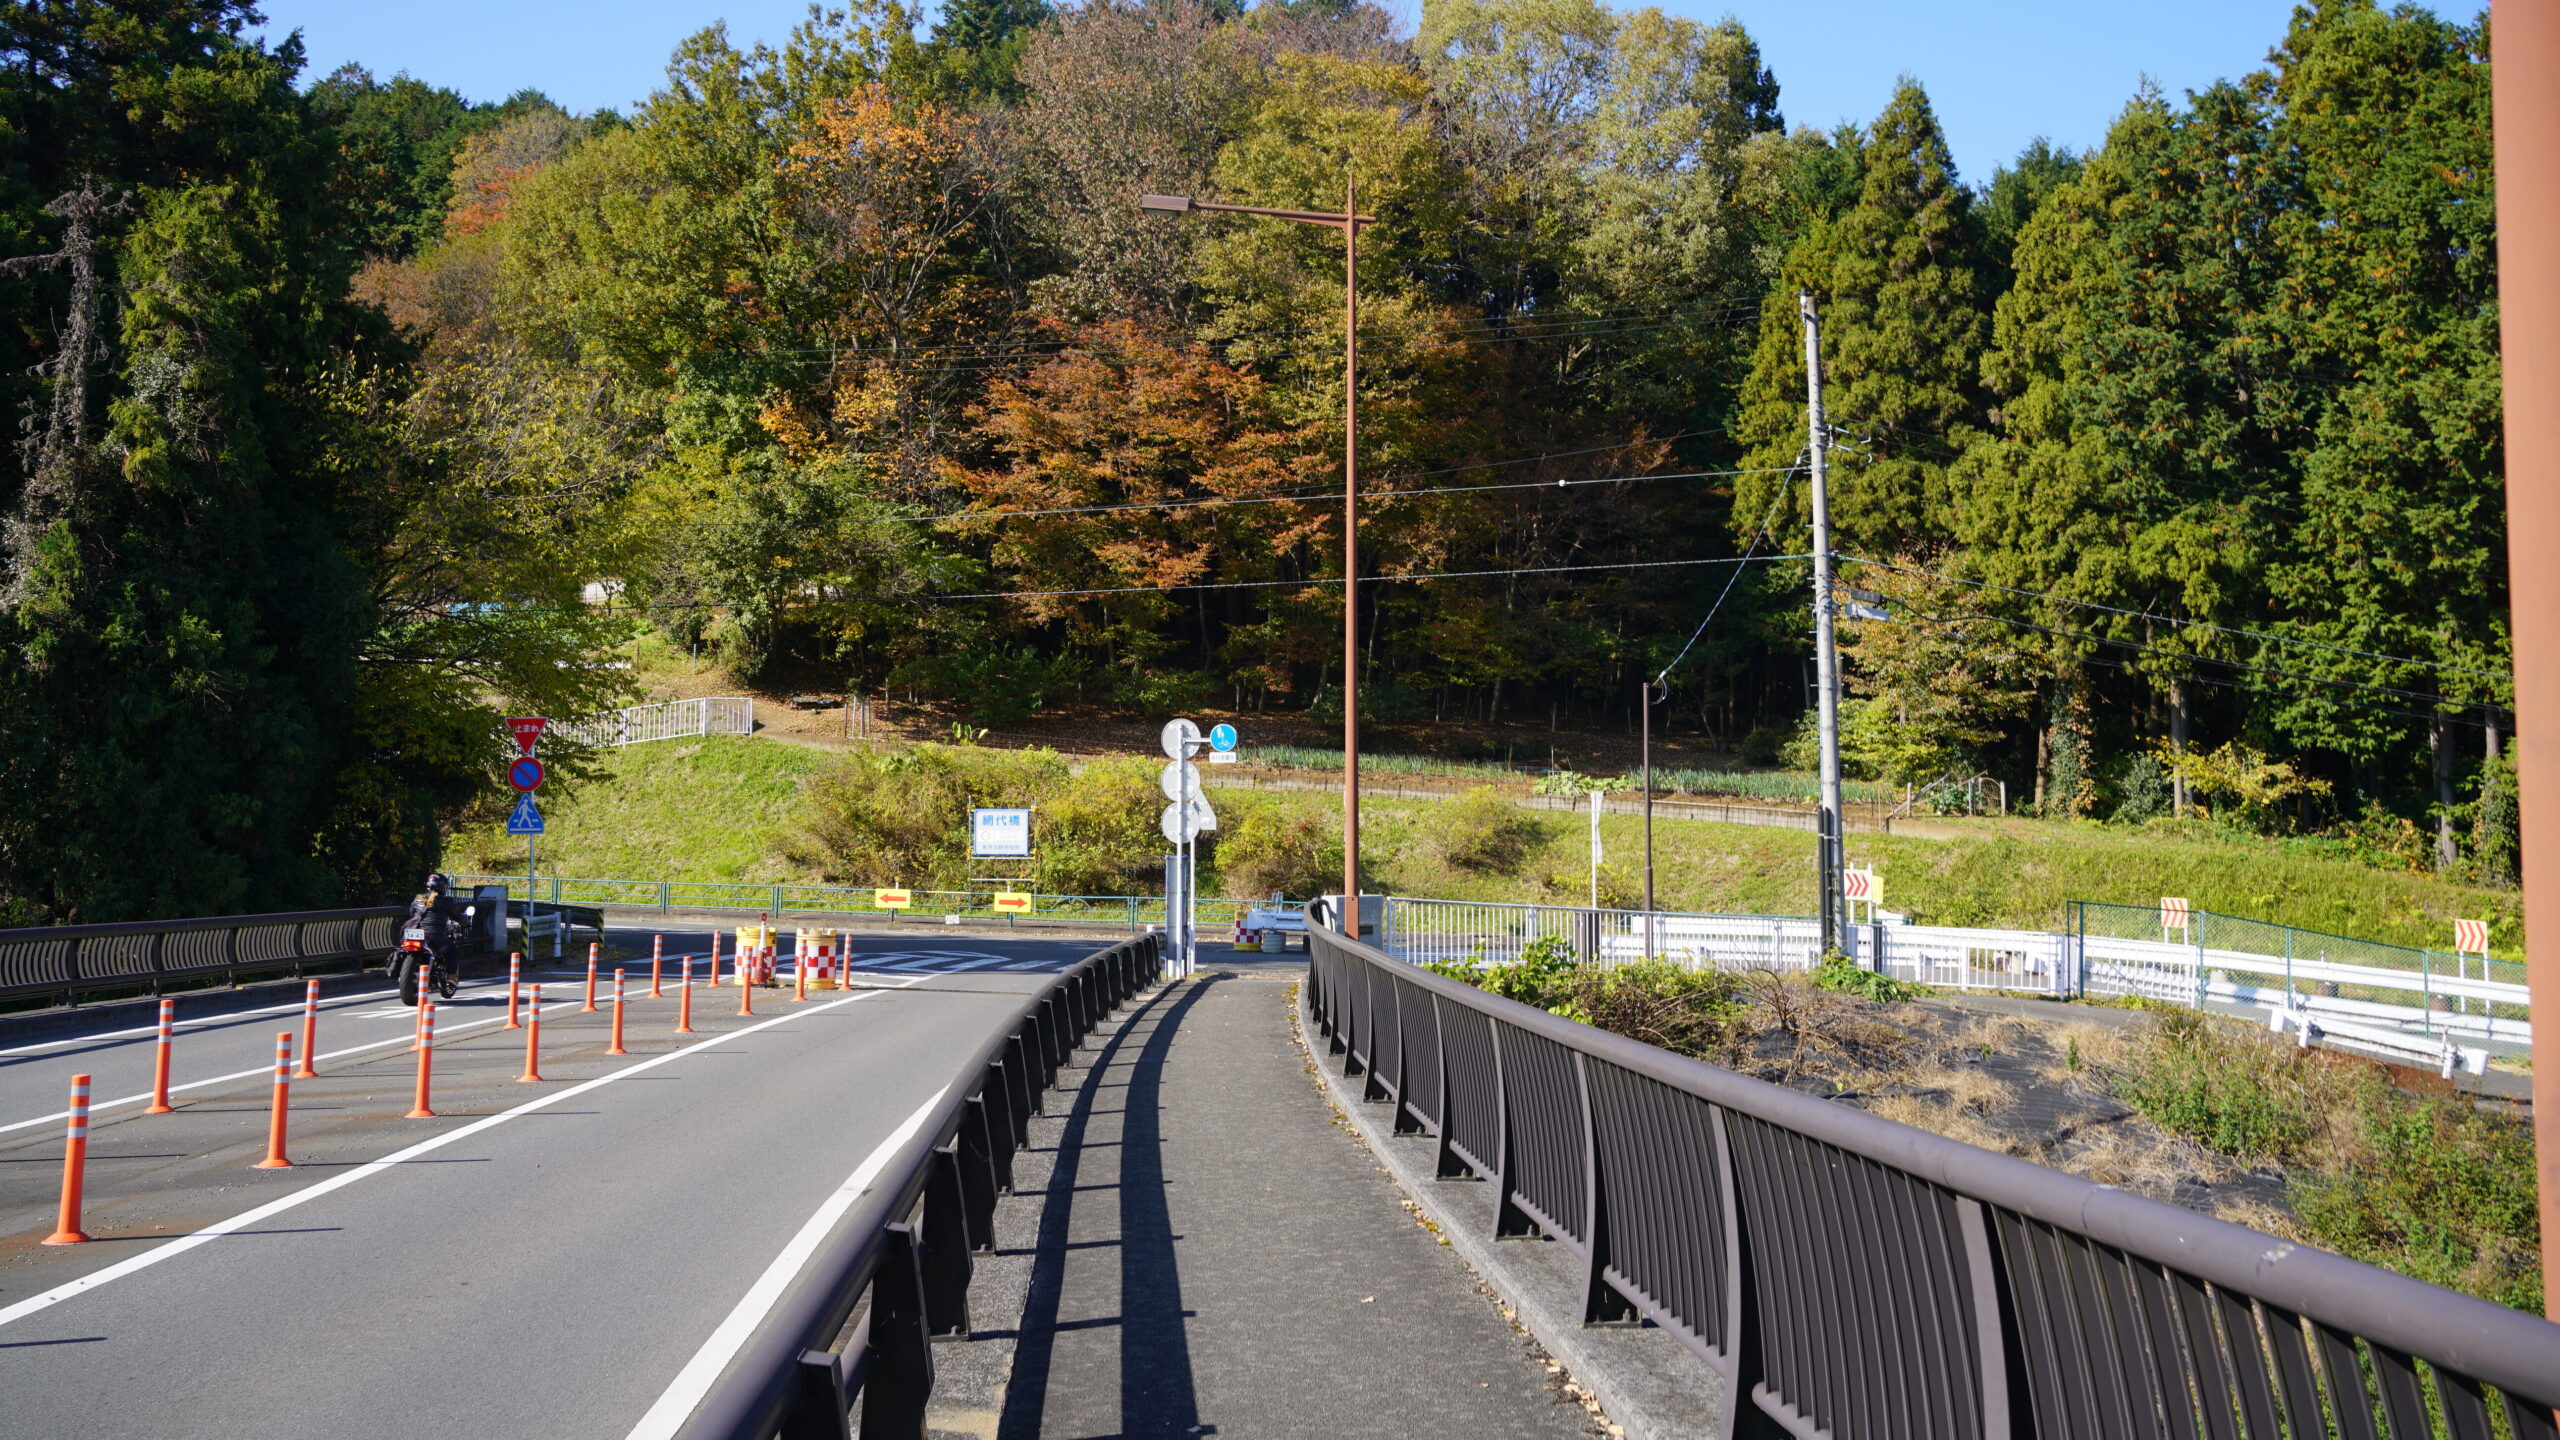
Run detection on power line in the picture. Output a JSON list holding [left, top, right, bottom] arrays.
[[917, 462, 1782, 527], [924, 553, 1814, 603], [1842, 554, 2508, 682], [1652, 455, 1802, 687]]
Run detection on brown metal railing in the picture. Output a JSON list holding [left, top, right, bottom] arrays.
[[1307, 925, 2560, 1440]]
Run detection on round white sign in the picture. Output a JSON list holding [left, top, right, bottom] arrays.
[[1159, 759, 1201, 801], [1159, 718, 1203, 759]]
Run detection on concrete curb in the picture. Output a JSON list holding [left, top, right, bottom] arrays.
[[1293, 982, 1728, 1440]]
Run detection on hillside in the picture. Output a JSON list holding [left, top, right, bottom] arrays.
[[449, 736, 2524, 958]]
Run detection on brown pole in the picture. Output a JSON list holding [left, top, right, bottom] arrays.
[[1341, 171, 1361, 935], [2493, 0, 2560, 1322]]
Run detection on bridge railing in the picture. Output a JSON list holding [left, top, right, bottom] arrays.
[[1308, 924, 2560, 1440], [0, 907, 403, 1008], [452, 874, 1281, 934], [665, 933, 1160, 1440]]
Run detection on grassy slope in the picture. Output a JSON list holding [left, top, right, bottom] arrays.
[[443, 737, 2524, 956], [1331, 798, 2522, 956], [448, 738, 835, 884]]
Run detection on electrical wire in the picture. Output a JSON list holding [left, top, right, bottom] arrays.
[[923, 553, 1815, 603], [915, 463, 1782, 527], [1841, 554, 2507, 682], [1651, 454, 1802, 689]]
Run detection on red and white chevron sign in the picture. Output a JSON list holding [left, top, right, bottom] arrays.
[[2454, 918, 2489, 954], [1843, 867, 1875, 902], [2160, 896, 2191, 931]]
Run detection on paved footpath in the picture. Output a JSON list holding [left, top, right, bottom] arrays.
[[965, 957, 1595, 1440]]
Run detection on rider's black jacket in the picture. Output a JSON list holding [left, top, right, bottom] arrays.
[[403, 893, 472, 948]]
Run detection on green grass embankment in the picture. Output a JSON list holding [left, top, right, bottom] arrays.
[[442, 736, 2523, 954], [449, 737, 835, 884]]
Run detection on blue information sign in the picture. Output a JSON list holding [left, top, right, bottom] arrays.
[[1208, 723, 1238, 752], [506, 794, 545, 835]]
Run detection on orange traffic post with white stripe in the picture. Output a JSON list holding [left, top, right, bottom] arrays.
[[675, 960, 695, 1034], [407, 1002, 437, 1118], [608, 968, 629, 1055], [145, 999, 176, 1114], [504, 952, 522, 1029], [296, 979, 321, 1079], [709, 931, 723, 988], [737, 960, 755, 1016], [582, 945, 599, 1012], [794, 944, 808, 1003], [518, 985, 544, 1083], [255, 1033, 294, 1169], [651, 935, 664, 998], [42, 1074, 92, 1244]]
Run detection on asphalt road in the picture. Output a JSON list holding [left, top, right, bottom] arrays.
[[0, 927, 1104, 1439]]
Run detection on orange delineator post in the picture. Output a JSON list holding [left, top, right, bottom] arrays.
[[608, 968, 629, 1055], [42, 1073, 92, 1244], [651, 935, 664, 998], [407, 1002, 437, 1118], [794, 947, 808, 1003], [296, 978, 321, 1079], [709, 931, 723, 988], [738, 961, 755, 1016], [145, 999, 176, 1114], [255, 1033, 294, 1168], [582, 946, 599, 1012], [676, 960, 695, 1034], [518, 985, 544, 1083], [504, 953, 523, 1029]]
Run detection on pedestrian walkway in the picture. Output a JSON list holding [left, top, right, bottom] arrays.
[[947, 958, 1597, 1440]]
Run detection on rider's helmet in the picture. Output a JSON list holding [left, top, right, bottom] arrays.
[[424, 873, 451, 897]]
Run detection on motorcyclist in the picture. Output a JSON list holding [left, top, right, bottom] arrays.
[[399, 873, 472, 1002]]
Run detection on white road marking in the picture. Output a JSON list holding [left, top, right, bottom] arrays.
[[8, 985, 601, 1137], [0, 976, 930, 1330], [623, 1087, 947, 1440], [0, 986, 404, 1056]]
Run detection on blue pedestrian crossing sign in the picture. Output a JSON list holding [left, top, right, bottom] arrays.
[[1208, 723, 1238, 752], [506, 794, 545, 835]]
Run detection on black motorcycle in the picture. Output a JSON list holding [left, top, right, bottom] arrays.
[[395, 905, 471, 1005]]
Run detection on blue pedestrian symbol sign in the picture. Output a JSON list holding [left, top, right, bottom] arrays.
[[1208, 723, 1238, 752], [506, 794, 545, 836]]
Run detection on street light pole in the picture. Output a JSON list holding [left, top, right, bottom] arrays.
[[1141, 182, 1377, 936]]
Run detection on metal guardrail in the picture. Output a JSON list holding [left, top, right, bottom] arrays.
[[451, 875, 1282, 934], [0, 907, 404, 1007], [1306, 925, 2560, 1440], [668, 932, 1160, 1439], [550, 696, 755, 749]]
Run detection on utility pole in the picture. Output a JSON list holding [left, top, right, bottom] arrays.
[[1802, 291, 1845, 956], [2489, 0, 2560, 1322], [1642, 678, 1658, 960]]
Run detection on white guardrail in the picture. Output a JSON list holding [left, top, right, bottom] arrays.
[[1376, 896, 2531, 1075], [550, 697, 755, 749]]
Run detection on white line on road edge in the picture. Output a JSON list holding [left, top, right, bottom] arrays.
[[0, 985, 405, 1056], [0, 981, 519, 1137], [0, 977, 929, 1331], [622, 1087, 949, 1440]]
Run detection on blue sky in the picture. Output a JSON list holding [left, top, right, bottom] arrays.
[[255, 0, 2336, 184]]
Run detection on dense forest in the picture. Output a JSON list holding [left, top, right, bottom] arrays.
[[0, 0, 2507, 921]]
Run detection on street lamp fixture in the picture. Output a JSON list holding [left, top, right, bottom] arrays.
[[1142, 181, 1377, 934]]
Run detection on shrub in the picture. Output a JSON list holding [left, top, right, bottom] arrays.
[[2107, 1008, 2315, 1161], [1214, 796, 1344, 900], [1425, 935, 1581, 1012], [1811, 950, 1928, 1002], [1438, 788, 1544, 874], [2295, 1090, 2543, 1313], [1563, 960, 1746, 1059], [788, 745, 1159, 894]]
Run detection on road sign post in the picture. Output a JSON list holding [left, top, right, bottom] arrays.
[[506, 719, 549, 949], [1158, 720, 1219, 975]]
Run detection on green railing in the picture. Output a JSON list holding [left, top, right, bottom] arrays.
[[450, 874, 1291, 934]]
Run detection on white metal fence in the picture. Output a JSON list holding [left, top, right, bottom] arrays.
[[1375, 895, 2532, 1072], [551, 697, 755, 749]]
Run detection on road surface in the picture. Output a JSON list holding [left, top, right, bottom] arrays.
[[0, 926, 1103, 1439]]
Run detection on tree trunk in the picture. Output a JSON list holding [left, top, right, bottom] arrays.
[[2433, 715, 2458, 871], [2169, 679, 2189, 820], [2034, 719, 2050, 814]]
